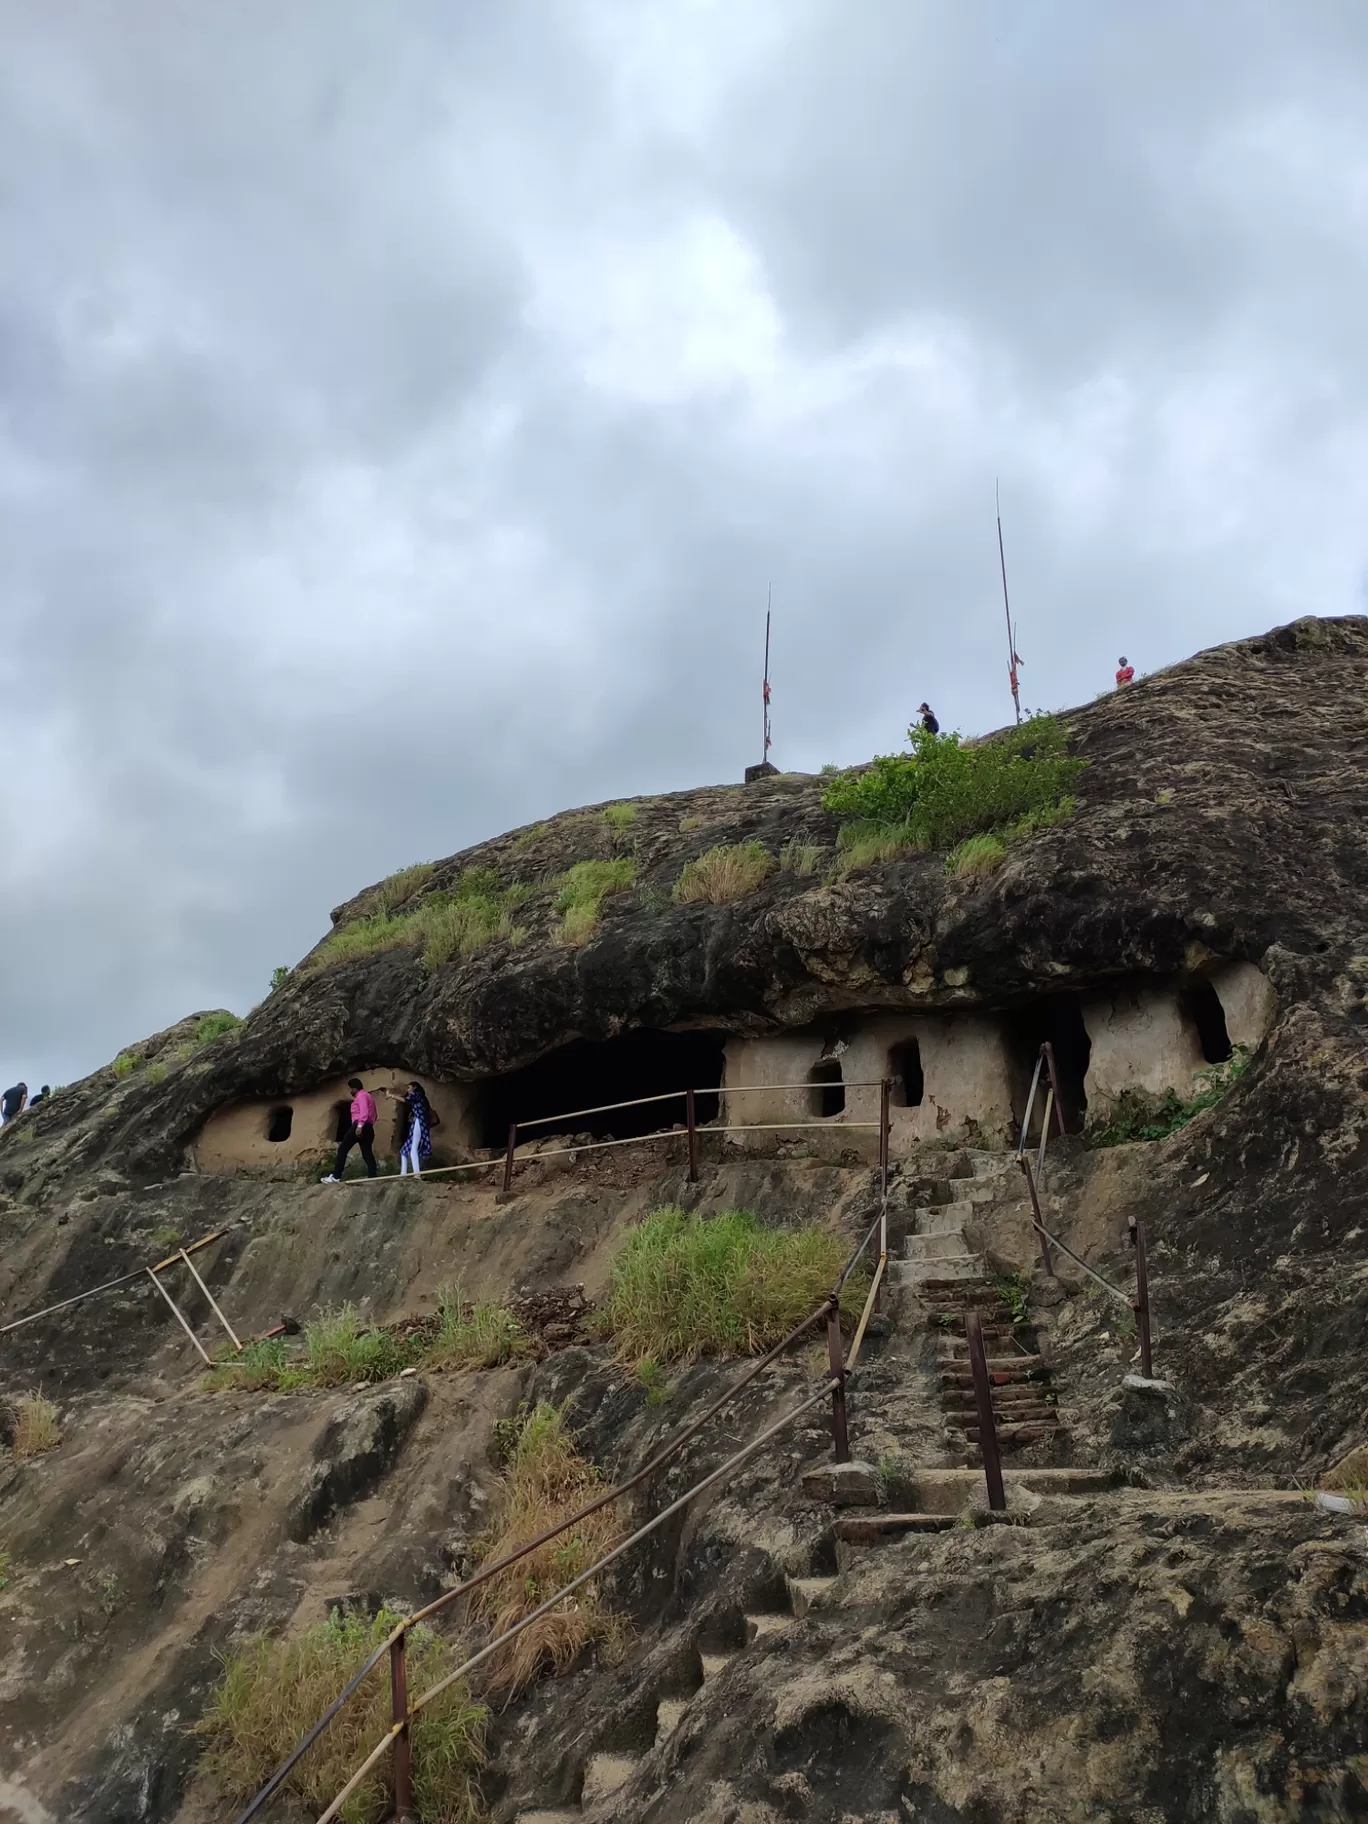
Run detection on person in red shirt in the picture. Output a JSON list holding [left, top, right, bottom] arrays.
[[1115, 657, 1135, 687], [323, 1077, 379, 1181]]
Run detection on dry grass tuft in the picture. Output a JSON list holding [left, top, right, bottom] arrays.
[[472, 1403, 624, 1699], [197, 1606, 486, 1824], [370, 861, 435, 917], [551, 859, 636, 947], [779, 839, 825, 877], [10, 1393, 61, 1459], [672, 841, 774, 906]]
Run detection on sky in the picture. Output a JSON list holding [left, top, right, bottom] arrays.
[[3, 1, 1368, 1092]]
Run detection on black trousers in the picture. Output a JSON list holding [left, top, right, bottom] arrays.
[[334, 1122, 377, 1179]]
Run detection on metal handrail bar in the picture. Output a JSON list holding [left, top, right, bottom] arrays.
[[514, 1082, 885, 1132], [1018, 1158, 1130, 1310], [0, 1227, 232, 1336], [844, 1253, 886, 1372], [1015, 1050, 1044, 1159], [315, 1374, 842, 1824], [516, 1124, 878, 1168], [1036, 1085, 1055, 1177], [833, 1205, 884, 1296]]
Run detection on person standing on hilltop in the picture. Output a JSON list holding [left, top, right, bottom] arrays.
[[1116, 656, 1136, 687], [1, 1083, 27, 1125], [323, 1077, 378, 1181], [917, 702, 940, 735]]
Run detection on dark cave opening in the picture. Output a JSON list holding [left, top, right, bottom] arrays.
[[806, 1058, 846, 1118], [889, 1039, 924, 1109], [1183, 977, 1233, 1064], [1005, 995, 1092, 1136], [331, 1100, 354, 1144], [477, 1028, 727, 1148], [266, 1106, 294, 1143]]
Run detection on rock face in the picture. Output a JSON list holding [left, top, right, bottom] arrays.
[[2, 615, 1368, 1824], [4, 613, 1365, 1192]]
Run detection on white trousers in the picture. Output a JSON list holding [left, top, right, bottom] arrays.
[[399, 1132, 422, 1175]]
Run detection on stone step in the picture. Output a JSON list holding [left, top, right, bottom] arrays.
[[745, 1611, 792, 1643], [517, 1812, 582, 1824], [949, 1404, 1057, 1426], [943, 1383, 1054, 1407], [903, 1466, 1118, 1512], [834, 1512, 957, 1544], [904, 1232, 974, 1262], [941, 1358, 1045, 1385], [655, 1695, 691, 1746], [786, 1574, 837, 1618], [582, 1754, 639, 1807], [699, 1650, 735, 1682], [891, 1257, 989, 1285], [913, 1206, 973, 1235], [964, 1423, 1063, 1445]]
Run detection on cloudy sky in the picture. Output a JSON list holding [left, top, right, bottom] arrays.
[[3, 1, 1367, 1092]]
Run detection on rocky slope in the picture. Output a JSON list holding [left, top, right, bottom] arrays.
[[1, 615, 1366, 1824]]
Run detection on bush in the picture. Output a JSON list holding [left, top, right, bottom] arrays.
[[303, 1305, 412, 1386], [602, 802, 637, 833], [9, 1393, 61, 1459], [822, 716, 1084, 855], [834, 823, 919, 872], [309, 869, 528, 973], [197, 1606, 486, 1824], [551, 859, 637, 947], [1090, 1046, 1252, 1147], [472, 1403, 624, 1698], [421, 1286, 530, 1370], [946, 832, 1006, 880], [599, 1207, 861, 1364], [110, 1052, 138, 1079], [672, 842, 774, 906], [195, 1011, 244, 1046], [269, 965, 292, 992]]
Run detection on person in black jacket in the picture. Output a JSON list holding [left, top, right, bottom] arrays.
[[1, 1083, 28, 1124], [917, 702, 940, 735]]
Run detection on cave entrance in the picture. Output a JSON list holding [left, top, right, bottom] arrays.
[[889, 1040, 924, 1109], [266, 1106, 294, 1144], [477, 1029, 727, 1148], [1004, 995, 1091, 1137], [1183, 978, 1232, 1064], [807, 1059, 846, 1118], [331, 1100, 354, 1144]]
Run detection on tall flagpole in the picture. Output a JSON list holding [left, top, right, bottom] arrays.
[[762, 587, 772, 763], [996, 480, 1022, 725]]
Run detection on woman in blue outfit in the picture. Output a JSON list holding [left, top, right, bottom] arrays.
[[387, 1080, 436, 1176]]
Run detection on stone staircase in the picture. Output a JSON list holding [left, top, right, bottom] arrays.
[[514, 1571, 839, 1822], [888, 1150, 1065, 1456]]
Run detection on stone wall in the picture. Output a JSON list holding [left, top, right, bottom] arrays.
[[192, 1069, 479, 1174], [1210, 959, 1277, 1050]]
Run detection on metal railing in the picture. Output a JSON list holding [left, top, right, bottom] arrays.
[[232, 1161, 892, 1824], [1015, 1041, 1067, 1177], [1018, 1154, 1154, 1376]]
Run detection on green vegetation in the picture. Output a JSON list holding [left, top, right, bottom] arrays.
[[603, 801, 638, 833], [946, 832, 1006, 881], [1090, 1047, 1252, 1147], [110, 1052, 137, 1079], [0, 1547, 10, 1589], [823, 716, 1084, 871], [309, 868, 530, 973], [514, 821, 550, 847], [9, 1393, 61, 1459], [994, 1274, 1030, 1327], [599, 1207, 861, 1364], [779, 839, 825, 877], [552, 858, 637, 946], [678, 813, 706, 832], [207, 1292, 530, 1393], [423, 1285, 530, 1370], [145, 1060, 168, 1085], [198, 1606, 486, 1824], [195, 1011, 244, 1045], [269, 965, 292, 992], [370, 861, 435, 917], [633, 1357, 671, 1405], [672, 841, 774, 906], [472, 1402, 624, 1698]]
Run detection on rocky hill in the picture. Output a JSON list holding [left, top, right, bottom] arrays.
[[1, 615, 1366, 1824]]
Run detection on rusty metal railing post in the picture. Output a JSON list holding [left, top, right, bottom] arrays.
[[501, 1122, 516, 1198], [685, 1088, 699, 1183], [1017, 1155, 1054, 1276], [826, 1299, 851, 1463], [1132, 1220, 1154, 1378], [966, 1310, 1006, 1512], [390, 1633, 412, 1822], [878, 1077, 890, 1203]]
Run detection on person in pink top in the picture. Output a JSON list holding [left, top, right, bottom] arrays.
[[322, 1077, 379, 1181]]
